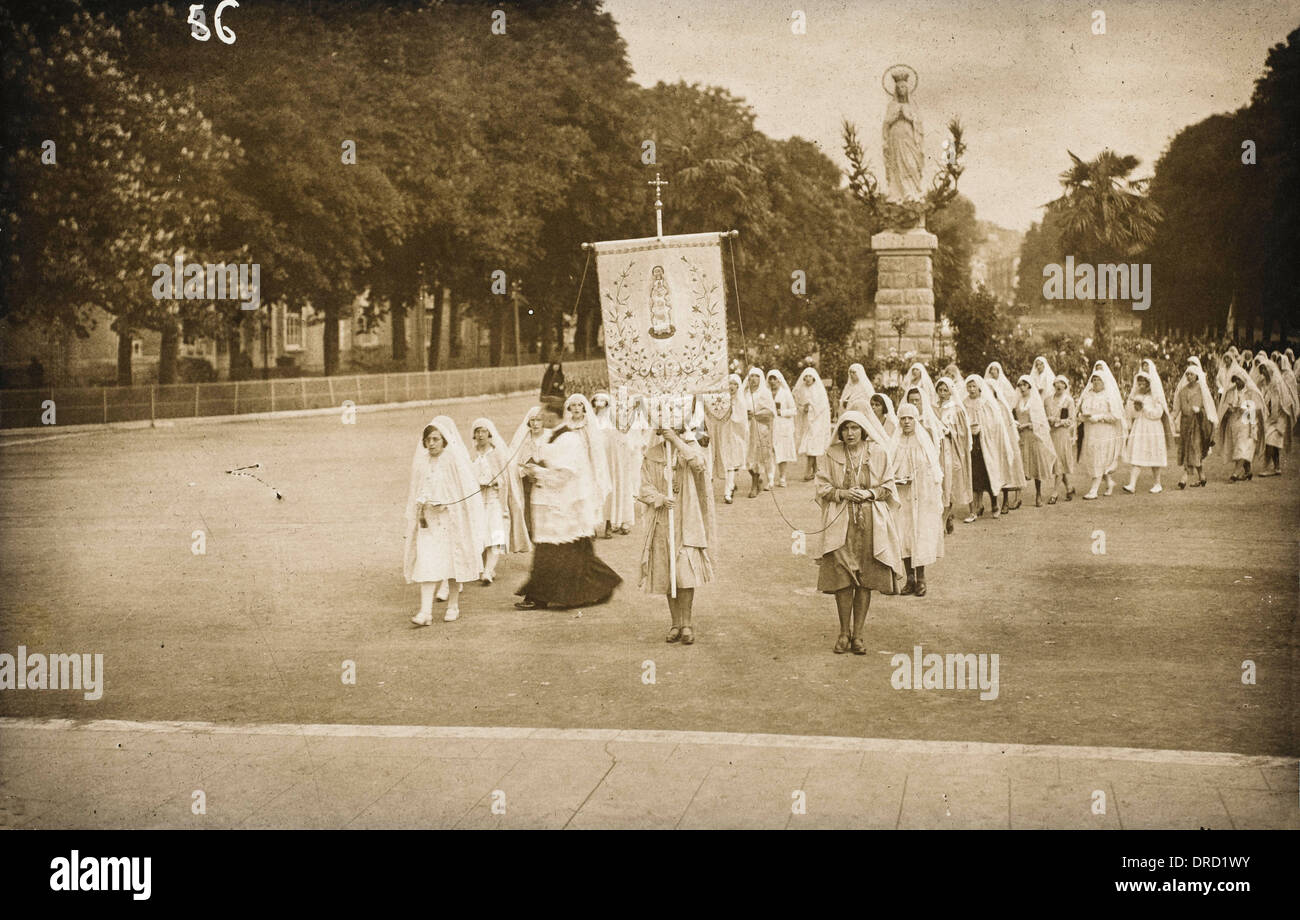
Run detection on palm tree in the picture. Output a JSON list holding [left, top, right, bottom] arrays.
[[1049, 150, 1162, 353]]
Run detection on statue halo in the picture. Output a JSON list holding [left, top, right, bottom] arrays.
[[881, 64, 919, 96]]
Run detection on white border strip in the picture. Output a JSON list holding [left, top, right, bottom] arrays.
[[1, 717, 1292, 768]]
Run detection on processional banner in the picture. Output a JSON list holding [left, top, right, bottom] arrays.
[[592, 232, 731, 429]]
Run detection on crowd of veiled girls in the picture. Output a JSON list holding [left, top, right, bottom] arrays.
[[399, 347, 1298, 652]]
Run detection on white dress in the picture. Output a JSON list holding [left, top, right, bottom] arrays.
[[772, 390, 797, 464], [1124, 401, 1167, 468], [472, 450, 508, 548], [412, 456, 457, 582]]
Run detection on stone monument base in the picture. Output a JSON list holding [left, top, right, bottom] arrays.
[[872, 227, 938, 361]]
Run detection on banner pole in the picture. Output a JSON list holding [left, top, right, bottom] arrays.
[[666, 438, 677, 599]]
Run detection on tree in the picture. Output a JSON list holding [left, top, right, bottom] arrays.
[[1048, 150, 1162, 354]]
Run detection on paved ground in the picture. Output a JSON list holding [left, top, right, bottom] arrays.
[[2, 718, 1295, 829], [0, 391, 1297, 827]]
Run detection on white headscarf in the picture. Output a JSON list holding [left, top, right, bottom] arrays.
[[1171, 364, 1219, 430], [766, 368, 794, 409], [894, 402, 942, 483], [984, 361, 1017, 406], [905, 362, 939, 410], [827, 408, 891, 451], [795, 367, 831, 420], [564, 392, 613, 510], [728, 372, 750, 422], [1255, 355, 1298, 419], [935, 375, 973, 451], [841, 363, 874, 409], [1015, 374, 1058, 457], [869, 391, 898, 434], [747, 366, 777, 415], [903, 384, 944, 444], [1088, 360, 1129, 435], [1029, 356, 1055, 396], [1129, 359, 1169, 413], [403, 416, 489, 583]]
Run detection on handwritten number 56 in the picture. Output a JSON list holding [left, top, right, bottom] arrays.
[[189, 1, 239, 44]]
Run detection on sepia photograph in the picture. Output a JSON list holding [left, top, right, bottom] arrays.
[[0, 0, 1296, 891]]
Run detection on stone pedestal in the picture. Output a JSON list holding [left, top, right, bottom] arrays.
[[872, 227, 938, 361]]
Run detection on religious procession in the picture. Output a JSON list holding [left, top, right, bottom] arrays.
[[402, 343, 1299, 653]]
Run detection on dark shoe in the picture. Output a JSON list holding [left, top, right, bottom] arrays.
[[1065, 488, 1075, 501], [1177, 481, 1186, 490], [901, 579, 916, 596], [914, 580, 927, 597], [945, 516, 954, 534], [833, 634, 851, 654], [1047, 494, 1058, 505], [1196, 479, 1207, 488], [1034, 496, 1042, 507], [514, 599, 540, 610], [851, 638, 867, 655], [666, 627, 682, 643], [680, 626, 695, 645]]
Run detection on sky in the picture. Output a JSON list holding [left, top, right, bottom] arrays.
[[601, 0, 1299, 231]]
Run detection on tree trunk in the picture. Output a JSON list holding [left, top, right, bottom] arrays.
[[428, 285, 443, 370], [448, 297, 460, 358], [324, 297, 340, 376], [116, 328, 133, 387], [227, 327, 244, 381], [159, 318, 179, 385], [391, 299, 407, 364], [489, 303, 504, 367], [1092, 299, 1114, 354]]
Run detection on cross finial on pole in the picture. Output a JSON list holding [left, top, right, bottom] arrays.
[[648, 172, 668, 239]]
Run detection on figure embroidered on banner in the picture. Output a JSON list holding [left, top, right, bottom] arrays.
[[648, 265, 676, 339]]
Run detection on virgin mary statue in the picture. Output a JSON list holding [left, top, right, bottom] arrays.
[[883, 67, 924, 201]]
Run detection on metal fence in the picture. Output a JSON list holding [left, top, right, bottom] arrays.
[[1, 360, 607, 429]]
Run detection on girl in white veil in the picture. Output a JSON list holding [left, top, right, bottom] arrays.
[[1216, 365, 1265, 481], [1078, 362, 1128, 499], [1013, 374, 1060, 505], [509, 406, 546, 540], [592, 392, 637, 535], [868, 391, 898, 438], [794, 367, 832, 481], [720, 373, 750, 503], [403, 416, 488, 625], [905, 362, 939, 410], [1253, 356, 1295, 475], [1170, 363, 1217, 489], [892, 402, 944, 596], [1028, 356, 1056, 397], [984, 361, 1018, 407], [564, 393, 613, 536], [767, 369, 798, 488], [470, 417, 531, 584], [840, 363, 874, 413], [745, 366, 777, 497], [1122, 360, 1173, 493]]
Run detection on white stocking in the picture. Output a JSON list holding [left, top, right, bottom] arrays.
[[420, 583, 436, 617]]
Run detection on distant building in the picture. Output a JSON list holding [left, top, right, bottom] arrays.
[[971, 221, 1023, 305]]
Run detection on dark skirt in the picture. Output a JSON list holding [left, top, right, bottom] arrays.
[[970, 431, 992, 495], [522, 477, 535, 537], [817, 514, 897, 595], [518, 538, 621, 608], [1177, 410, 1211, 466]]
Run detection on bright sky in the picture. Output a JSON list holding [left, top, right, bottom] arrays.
[[602, 0, 1298, 231]]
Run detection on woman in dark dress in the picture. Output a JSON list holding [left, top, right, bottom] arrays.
[[540, 361, 565, 400]]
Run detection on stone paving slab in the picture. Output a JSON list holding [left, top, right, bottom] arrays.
[[1, 718, 1294, 830]]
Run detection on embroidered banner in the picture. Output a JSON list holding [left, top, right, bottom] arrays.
[[593, 232, 730, 411]]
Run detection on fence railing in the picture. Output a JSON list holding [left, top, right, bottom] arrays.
[[1, 360, 607, 430]]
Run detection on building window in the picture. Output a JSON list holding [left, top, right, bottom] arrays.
[[131, 339, 143, 357], [284, 307, 304, 352]]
